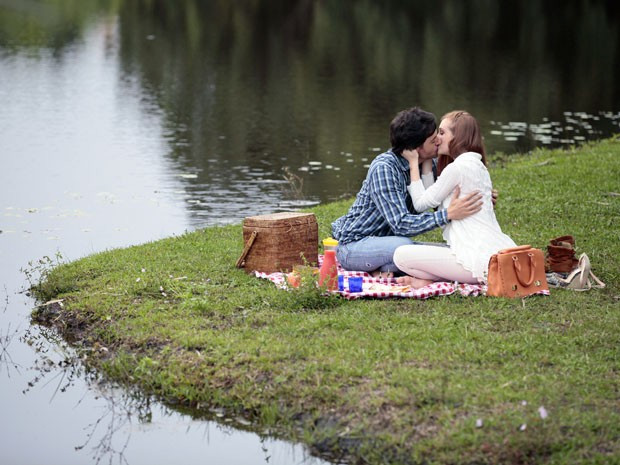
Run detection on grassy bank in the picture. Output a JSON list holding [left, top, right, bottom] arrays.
[[32, 138, 619, 464]]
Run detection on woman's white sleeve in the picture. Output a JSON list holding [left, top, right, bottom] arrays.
[[408, 164, 460, 211]]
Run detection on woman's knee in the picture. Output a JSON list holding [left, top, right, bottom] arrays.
[[393, 244, 413, 271]]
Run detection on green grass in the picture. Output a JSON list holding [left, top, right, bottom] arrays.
[[32, 138, 620, 464]]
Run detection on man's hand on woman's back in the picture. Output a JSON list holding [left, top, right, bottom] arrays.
[[446, 186, 483, 221]]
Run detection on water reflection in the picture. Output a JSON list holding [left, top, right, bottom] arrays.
[[0, 324, 21, 378], [164, 160, 322, 225], [108, 0, 620, 225], [489, 111, 620, 154], [3, 0, 620, 228], [7, 321, 328, 465]]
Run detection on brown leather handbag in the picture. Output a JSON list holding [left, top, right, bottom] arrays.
[[487, 245, 549, 298]]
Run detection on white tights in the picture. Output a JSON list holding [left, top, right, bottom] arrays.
[[393, 244, 479, 284]]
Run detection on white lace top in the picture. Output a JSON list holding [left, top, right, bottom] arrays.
[[408, 152, 516, 281]]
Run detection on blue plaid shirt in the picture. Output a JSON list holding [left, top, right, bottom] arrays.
[[331, 150, 449, 244]]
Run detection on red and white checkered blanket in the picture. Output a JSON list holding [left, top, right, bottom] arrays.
[[253, 255, 487, 300]]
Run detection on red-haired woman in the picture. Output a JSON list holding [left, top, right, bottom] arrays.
[[394, 111, 516, 288]]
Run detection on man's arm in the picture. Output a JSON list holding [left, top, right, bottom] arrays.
[[368, 162, 449, 236]]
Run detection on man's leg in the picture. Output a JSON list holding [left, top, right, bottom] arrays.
[[336, 236, 415, 274]]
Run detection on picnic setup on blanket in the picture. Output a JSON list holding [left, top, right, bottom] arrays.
[[235, 212, 603, 300], [253, 256, 486, 300]]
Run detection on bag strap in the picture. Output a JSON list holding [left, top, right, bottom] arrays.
[[512, 252, 536, 287], [235, 230, 258, 268], [498, 244, 532, 254]]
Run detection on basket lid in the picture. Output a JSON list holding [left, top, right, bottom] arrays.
[[243, 211, 315, 226]]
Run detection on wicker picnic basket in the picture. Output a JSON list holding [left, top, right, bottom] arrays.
[[235, 212, 318, 273]]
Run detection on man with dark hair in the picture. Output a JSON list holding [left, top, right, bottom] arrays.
[[389, 107, 438, 156], [331, 107, 483, 275]]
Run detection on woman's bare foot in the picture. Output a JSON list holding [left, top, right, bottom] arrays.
[[395, 275, 434, 289]]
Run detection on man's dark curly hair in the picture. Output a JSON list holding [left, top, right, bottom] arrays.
[[389, 107, 437, 156]]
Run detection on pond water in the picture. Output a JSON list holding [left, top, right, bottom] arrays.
[[1, 1, 619, 464]]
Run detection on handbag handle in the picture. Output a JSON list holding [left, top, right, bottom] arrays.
[[512, 253, 536, 287], [498, 244, 532, 254]]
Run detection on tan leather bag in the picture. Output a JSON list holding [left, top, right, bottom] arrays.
[[487, 245, 549, 298]]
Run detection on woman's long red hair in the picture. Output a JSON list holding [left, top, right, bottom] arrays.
[[437, 111, 486, 175]]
